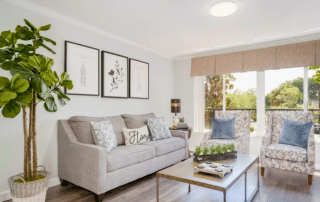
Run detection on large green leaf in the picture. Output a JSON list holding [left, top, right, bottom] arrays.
[[10, 63, 34, 79], [2, 101, 21, 118], [44, 97, 57, 112], [0, 61, 16, 71], [1, 31, 18, 45], [28, 55, 41, 70], [57, 94, 66, 106], [10, 74, 21, 88], [0, 77, 10, 89], [60, 80, 73, 90], [0, 91, 17, 102], [40, 57, 54, 71], [0, 36, 10, 46], [24, 19, 37, 32], [40, 44, 56, 54], [11, 78, 29, 93], [31, 76, 47, 93], [0, 100, 9, 107], [40, 36, 56, 45], [60, 72, 70, 82], [14, 90, 33, 106], [38, 24, 51, 31], [41, 71, 58, 86], [53, 87, 70, 101], [15, 25, 35, 40]]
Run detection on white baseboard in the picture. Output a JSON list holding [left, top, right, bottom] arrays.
[[0, 177, 60, 202]]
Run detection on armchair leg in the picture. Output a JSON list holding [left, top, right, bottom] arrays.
[[94, 193, 104, 202], [261, 167, 265, 177], [308, 175, 313, 185]]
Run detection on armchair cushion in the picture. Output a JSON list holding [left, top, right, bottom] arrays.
[[211, 117, 235, 139], [278, 119, 313, 149], [265, 143, 307, 163]]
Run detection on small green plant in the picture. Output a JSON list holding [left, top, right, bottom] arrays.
[[209, 145, 215, 154], [227, 143, 235, 152], [179, 117, 185, 122], [250, 125, 255, 132], [221, 145, 228, 154], [195, 146, 202, 155], [215, 145, 221, 154], [202, 146, 210, 155]]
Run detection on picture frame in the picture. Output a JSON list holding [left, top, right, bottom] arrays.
[[101, 51, 129, 98], [129, 59, 149, 99], [64, 41, 99, 96]]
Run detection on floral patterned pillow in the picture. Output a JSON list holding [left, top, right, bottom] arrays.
[[145, 117, 172, 140], [91, 118, 117, 152]]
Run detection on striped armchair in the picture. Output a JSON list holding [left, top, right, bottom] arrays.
[[200, 111, 251, 154], [260, 111, 315, 185]]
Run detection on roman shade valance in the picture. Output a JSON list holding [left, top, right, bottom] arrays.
[[191, 40, 320, 76]]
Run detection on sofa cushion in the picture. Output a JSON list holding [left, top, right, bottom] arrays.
[[142, 137, 185, 156], [265, 143, 307, 163], [69, 116, 126, 145], [68, 120, 99, 145], [107, 145, 155, 172], [121, 113, 156, 129]]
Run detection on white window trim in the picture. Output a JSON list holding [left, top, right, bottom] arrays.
[[194, 76, 205, 133]]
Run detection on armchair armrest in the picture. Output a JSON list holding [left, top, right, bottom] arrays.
[[307, 126, 316, 175], [58, 120, 108, 194], [170, 130, 189, 159], [261, 131, 272, 149], [203, 131, 212, 140]]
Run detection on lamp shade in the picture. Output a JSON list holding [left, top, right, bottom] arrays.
[[171, 99, 181, 114]]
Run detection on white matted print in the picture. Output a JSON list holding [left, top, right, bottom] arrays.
[[129, 59, 149, 99], [65, 41, 99, 96], [102, 51, 128, 98]]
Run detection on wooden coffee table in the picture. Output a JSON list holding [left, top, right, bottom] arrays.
[[156, 154, 259, 202]]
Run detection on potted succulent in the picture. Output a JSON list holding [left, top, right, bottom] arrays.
[[193, 144, 237, 162], [0, 19, 73, 201]]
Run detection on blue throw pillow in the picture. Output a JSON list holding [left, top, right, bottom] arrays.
[[278, 119, 313, 149], [211, 117, 235, 139]]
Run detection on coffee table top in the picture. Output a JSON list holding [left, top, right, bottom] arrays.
[[157, 154, 259, 191]]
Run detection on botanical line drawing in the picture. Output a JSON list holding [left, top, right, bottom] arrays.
[[108, 60, 124, 93]]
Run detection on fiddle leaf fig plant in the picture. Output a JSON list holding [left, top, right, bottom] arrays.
[[0, 19, 73, 182]]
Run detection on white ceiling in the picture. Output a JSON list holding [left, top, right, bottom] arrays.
[[21, 0, 320, 59]]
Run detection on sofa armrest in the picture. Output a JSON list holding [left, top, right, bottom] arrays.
[[58, 120, 108, 194], [170, 130, 189, 159], [307, 126, 316, 174]]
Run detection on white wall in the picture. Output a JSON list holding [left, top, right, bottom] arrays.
[[174, 59, 194, 127], [0, 2, 175, 198]]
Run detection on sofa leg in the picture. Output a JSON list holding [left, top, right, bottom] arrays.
[[60, 179, 69, 187], [308, 175, 313, 185], [94, 193, 104, 202], [261, 167, 265, 177]]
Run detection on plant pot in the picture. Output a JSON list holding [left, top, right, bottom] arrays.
[[193, 151, 237, 162], [8, 167, 50, 202]]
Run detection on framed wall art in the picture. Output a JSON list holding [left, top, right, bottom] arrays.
[[101, 51, 129, 98], [129, 59, 149, 99], [64, 41, 99, 96]]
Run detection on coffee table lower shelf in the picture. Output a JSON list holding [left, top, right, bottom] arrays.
[[156, 155, 259, 202]]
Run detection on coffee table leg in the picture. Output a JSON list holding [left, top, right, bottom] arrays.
[[245, 171, 247, 202], [157, 176, 159, 202], [223, 190, 226, 202], [188, 184, 191, 193]]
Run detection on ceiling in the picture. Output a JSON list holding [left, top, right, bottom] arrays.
[[21, 0, 320, 59]]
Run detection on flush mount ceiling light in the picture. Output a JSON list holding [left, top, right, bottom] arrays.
[[210, 1, 238, 17]]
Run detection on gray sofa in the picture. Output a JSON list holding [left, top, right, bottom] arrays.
[[57, 113, 189, 202]]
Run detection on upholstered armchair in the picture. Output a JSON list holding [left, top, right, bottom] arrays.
[[200, 111, 251, 154], [260, 111, 315, 185]]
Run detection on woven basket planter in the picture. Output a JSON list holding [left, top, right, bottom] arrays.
[[193, 151, 237, 163], [8, 167, 50, 202]]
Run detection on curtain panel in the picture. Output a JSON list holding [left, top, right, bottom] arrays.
[[191, 40, 320, 76]]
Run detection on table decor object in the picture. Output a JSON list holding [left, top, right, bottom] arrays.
[[194, 144, 237, 162], [194, 162, 233, 179]]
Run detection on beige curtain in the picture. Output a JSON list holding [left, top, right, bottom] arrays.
[[191, 40, 320, 76]]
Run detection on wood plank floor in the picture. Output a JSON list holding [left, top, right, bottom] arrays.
[[6, 166, 320, 202]]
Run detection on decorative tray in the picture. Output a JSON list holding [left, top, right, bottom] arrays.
[[194, 162, 233, 179], [193, 151, 237, 163]]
